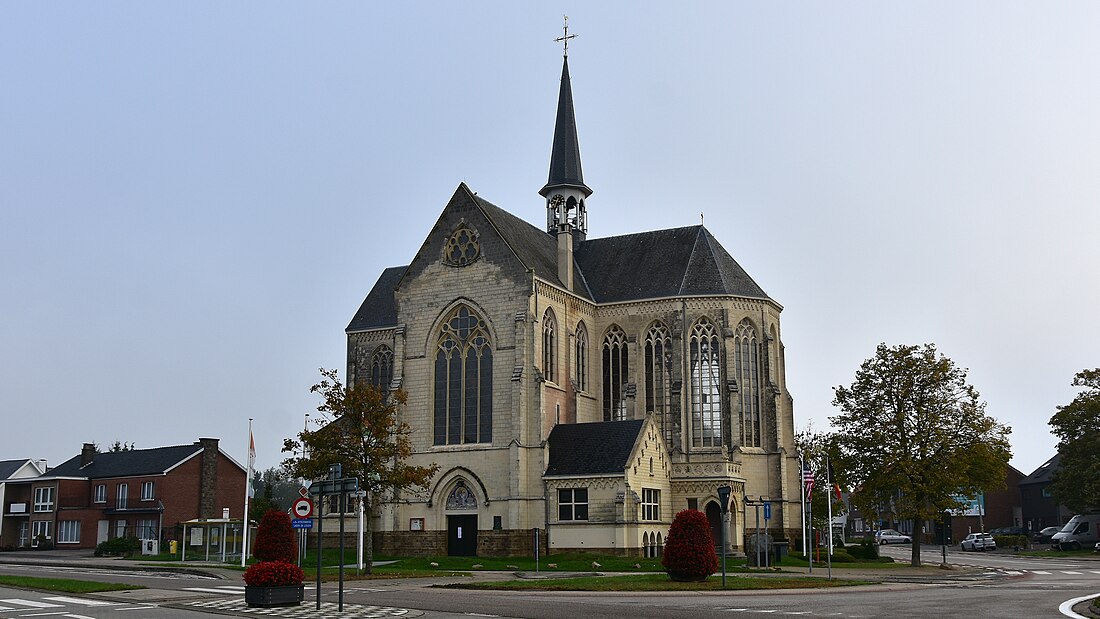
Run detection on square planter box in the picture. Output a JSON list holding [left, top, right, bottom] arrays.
[[244, 584, 304, 607]]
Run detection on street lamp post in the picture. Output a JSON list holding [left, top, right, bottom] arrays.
[[718, 485, 731, 587]]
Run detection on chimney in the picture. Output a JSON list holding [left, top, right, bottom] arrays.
[[556, 222, 573, 292], [197, 438, 219, 519], [80, 443, 96, 467], [36, 459, 47, 473]]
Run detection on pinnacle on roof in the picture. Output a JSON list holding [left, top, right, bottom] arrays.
[[540, 56, 592, 198]]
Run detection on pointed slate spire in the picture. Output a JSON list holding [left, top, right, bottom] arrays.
[[540, 56, 592, 199]]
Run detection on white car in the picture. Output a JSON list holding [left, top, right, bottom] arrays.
[[875, 529, 912, 545], [961, 532, 996, 551]]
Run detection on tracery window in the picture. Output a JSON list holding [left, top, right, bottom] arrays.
[[602, 325, 628, 421], [442, 225, 480, 266], [690, 318, 722, 447], [542, 309, 557, 384], [644, 323, 672, 445], [735, 319, 761, 447], [574, 322, 588, 392], [446, 481, 478, 510], [370, 345, 393, 393], [433, 305, 493, 445]]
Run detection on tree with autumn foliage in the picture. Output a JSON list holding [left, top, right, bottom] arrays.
[[282, 368, 438, 574], [1048, 369, 1100, 512], [830, 343, 1011, 567], [661, 509, 719, 581]]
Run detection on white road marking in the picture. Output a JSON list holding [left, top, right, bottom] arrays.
[[1059, 592, 1100, 618], [181, 586, 245, 595], [0, 599, 63, 608], [42, 597, 115, 607], [63, 614, 96, 619], [1032, 570, 1051, 574], [1061, 571, 1082, 575]]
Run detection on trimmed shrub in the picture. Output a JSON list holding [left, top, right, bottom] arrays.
[[94, 536, 140, 557], [254, 509, 297, 563], [243, 560, 304, 586], [661, 509, 719, 581]]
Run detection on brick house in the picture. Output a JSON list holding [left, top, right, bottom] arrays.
[[0, 459, 48, 549], [1020, 453, 1073, 531], [10, 439, 245, 550]]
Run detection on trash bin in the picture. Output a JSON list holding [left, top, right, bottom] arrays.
[[772, 540, 789, 562], [169, 540, 178, 555]]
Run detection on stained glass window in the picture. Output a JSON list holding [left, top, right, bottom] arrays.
[[735, 319, 761, 447], [644, 323, 672, 445], [690, 318, 722, 447], [433, 305, 493, 445], [602, 326, 628, 421], [371, 346, 393, 393], [542, 309, 557, 384]]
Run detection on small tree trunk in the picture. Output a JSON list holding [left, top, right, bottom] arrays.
[[910, 537, 920, 567]]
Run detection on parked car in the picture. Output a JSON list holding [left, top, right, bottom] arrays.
[[874, 529, 912, 545], [1033, 526, 1061, 544], [961, 532, 996, 551], [1052, 514, 1100, 551], [989, 527, 1026, 536], [1094, 541, 1100, 553]]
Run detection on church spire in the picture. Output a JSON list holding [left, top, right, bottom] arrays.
[[542, 17, 591, 240]]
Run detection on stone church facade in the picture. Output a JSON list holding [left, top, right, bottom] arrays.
[[346, 55, 800, 557]]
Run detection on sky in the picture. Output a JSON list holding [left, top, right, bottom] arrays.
[[2, 3, 1097, 478]]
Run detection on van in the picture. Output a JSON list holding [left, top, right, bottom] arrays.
[[1051, 514, 1100, 550]]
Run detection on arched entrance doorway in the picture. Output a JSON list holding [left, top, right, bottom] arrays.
[[705, 501, 722, 552], [444, 480, 478, 556]]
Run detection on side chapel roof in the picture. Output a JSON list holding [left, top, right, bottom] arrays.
[[544, 419, 645, 476]]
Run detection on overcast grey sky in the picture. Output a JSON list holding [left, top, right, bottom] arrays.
[[2, 3, 1097, 478]]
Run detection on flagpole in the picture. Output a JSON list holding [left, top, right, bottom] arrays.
[[825, 454, 833, 580], [799, 453, 807, 556], [241, 418, 253, 568]]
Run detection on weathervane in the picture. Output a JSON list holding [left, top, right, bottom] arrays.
[[554, 15, 577, 56]]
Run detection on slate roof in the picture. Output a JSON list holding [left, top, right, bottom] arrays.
[[545, 420, 644, 476], [346, 266, 407, 332], [1020, 453, 1060, 485], [43, 444, 203, 479], [574, 225, 769, 303], [540, 57, 591, 197], [0, 460, 32, 480]]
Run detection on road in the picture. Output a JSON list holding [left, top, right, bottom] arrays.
[[1, 549, 1098, 619]]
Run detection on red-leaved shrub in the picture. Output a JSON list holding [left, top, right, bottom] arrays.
[[243, 560, 304, 586], [661, 509, 719, 581], [253, 509, 297, 563]]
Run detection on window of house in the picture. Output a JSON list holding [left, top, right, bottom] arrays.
[[644, 323, 672, 445], [94, 484, 106, 503], [137, 519, 158, 539], [558, 488, 589, 521], [542, 309, 557, 384], [602, 326, 628, 421], [141, 481, 155, 501], [574, 322, 588, 392], [687, 498, 698, 511], [116, 520, 127, 538], [642, 488, 660, 521], [31, 521, 51, 545], [690, 318, 722, 447], [117, 483, 128, 509], [1041, 486, 1052, 497], [33, 487, 54, 512], [433, 304, 493, 445], [371, 346, 394, 393], [735, 319, 761, 447], [58, 520, 81, 544]]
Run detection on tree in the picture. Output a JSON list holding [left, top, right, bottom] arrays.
[[661, 509, 718, 581], [830, 343, 1011, 567], [1048, 369, 1100, 512], [793, 424, 846, 547], [249, 468, 301, 522], [253, 509, 297, 563], [282, 368, 438, 574]]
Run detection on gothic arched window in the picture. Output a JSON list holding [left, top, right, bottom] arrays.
[[690, 318, 722, 447], [602, 325, 628, 421], [575, 322, 588, 392], [434, 305, 493, 445], [370, 346, 393, 393], [542, 309, 557, 384], [735, 319, 761, 447], [644, 323, 673, 446]]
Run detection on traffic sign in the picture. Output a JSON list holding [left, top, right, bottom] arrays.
[[299, 486, 309, 498], [763, 501, 772, 521], [292, 518, 313, 529], [293, 497, 314, 519], [309, 477, 359, 495]]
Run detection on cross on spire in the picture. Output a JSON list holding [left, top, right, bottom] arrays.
[[554, 15, 577, 57]]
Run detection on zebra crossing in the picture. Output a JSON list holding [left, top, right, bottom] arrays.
[[0, 596, 157, 617], [994, 568, 1100, 577], [182, 584, 247, 595]]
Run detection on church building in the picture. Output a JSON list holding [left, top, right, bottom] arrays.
[[346, 50, 800, 557]]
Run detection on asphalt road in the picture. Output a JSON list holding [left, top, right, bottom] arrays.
[[1, 549, 1098, 619]]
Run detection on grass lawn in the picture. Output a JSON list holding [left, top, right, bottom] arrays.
[[439, 573, 875, 591], [0, 575, 145, 594]]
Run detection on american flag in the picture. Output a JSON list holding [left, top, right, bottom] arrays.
[[803, 462, 815, 498]]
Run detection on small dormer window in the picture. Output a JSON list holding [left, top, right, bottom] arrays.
[[443, 225, 480, 267]]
